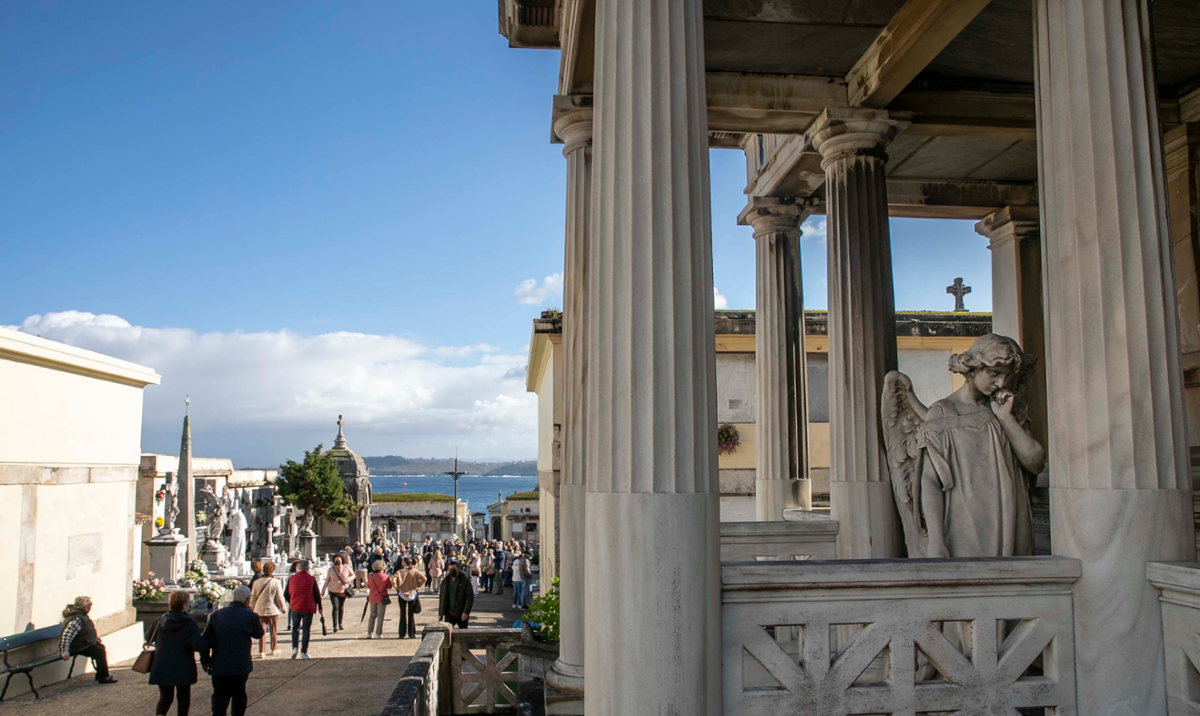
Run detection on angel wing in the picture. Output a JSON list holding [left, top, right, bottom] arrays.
[[881, 371, 929, 557]]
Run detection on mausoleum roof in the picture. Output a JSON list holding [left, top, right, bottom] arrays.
[[326, 416, 369, 479]]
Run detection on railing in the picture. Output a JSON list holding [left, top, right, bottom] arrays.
[[722, 556, 1081, 715], [380, 627, 445, 716], [720, 518, 838, 562], [449, 628, 523, 714], [1148, 561, 1200, 714]]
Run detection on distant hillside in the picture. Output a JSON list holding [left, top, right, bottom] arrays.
[[363, 455, 537, 477]]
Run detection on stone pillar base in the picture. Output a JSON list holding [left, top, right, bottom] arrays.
[[1051, 486, 1194, 714], [792, 478, 812, 512], [586, 492, 720, 715], [199, 542, 227, 574], [298, 532, 317, 562], [546, 658, 585, 694], [829, 480, 902, 559], [145, 531, 190, 585]]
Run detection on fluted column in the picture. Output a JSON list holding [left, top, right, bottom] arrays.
[[547, 106, 591, 695], [1035, 1, 1196, 713], [809, 109, 906, 559], [584, 0, 721, 712], [738, 197, 815, 519], [976, 207, 1048, 448]]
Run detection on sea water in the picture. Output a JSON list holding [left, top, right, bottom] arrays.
[[369, 474, 538, 516]]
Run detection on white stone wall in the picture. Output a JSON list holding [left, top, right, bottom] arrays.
[[716, 353, 756, 422], [0, 328, 157, 696]]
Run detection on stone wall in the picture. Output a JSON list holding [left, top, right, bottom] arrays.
[[0, 327, 158, 697]]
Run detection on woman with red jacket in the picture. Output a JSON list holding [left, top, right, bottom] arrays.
[[282, 560, 322, 659]]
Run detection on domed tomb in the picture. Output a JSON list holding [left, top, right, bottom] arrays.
[[318, 415, 372, 551]]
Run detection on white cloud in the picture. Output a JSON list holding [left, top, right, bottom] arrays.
[[514, 273, 563, 306], [713, 287, 729, 310], [802, 217, 827, 244], [17, 311, 537, 466]]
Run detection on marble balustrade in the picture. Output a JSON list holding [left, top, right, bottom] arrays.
[[1148, 562, 1200, 715], [721, 557, 1080, 715], [719, 519, 838, 563]]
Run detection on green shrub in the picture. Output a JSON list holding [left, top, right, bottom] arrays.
[[526, 576, 560, 644]]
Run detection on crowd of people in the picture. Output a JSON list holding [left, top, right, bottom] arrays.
[[55, 536, 538, 716]]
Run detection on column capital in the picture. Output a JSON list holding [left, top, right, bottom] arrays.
[[554, 110, 593, 156], [806, 108, 909, 169], [976, 206, 1040, 249], [552, 94, 594, 155], [737, 196, 818, 239]]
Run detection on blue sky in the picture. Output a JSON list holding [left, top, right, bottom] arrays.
[[0, 3, 992, 466]]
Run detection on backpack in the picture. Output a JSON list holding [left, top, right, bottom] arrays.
[[520, 559, 532, 580]]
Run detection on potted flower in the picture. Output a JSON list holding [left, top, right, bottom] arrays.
[[133, 572, 167, 602]]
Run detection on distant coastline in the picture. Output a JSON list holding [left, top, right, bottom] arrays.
[[363, 455, 537, 477]]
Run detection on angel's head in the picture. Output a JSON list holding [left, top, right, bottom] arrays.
[[948, 333, 1027, 397]]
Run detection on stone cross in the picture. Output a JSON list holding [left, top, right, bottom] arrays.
[[946, 277, 972, 312]]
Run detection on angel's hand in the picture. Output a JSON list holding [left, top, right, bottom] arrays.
[[990, 389, 1015, 419]]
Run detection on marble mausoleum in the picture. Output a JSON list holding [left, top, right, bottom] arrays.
[[498, 0, 1200, 713]]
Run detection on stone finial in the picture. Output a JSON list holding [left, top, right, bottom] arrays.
[[334, 414, 347, 449]]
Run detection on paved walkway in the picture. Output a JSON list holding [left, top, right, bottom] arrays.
[[0, 586, 528, 716]]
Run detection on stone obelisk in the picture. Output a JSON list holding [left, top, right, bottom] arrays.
[[177, 396, 196, 561]]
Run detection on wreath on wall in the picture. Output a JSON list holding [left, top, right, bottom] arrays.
[[718, 423, 741, 454]]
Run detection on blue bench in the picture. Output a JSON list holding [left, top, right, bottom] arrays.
[[0, 625, 79, 701]]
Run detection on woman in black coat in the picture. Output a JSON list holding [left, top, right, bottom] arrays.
[[146, 590, 203, 716]]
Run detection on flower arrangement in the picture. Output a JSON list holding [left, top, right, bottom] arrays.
[[197, 580, 225, 604], [196, 512, 207, 525], [180, 559, 209, 588], [717, 423, 741, 454], [155, 487, 167, 502], [133, 572, 166, 602], [224, 579, 244, 589], [155, 516, 164, 528]]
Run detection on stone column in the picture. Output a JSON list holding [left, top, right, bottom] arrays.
[[1034, 1, 1196, 713], [975, 207, 1048, 448], [547, 105, 591, 696], [585, 0, 721, 712], [1164, 124, 1200, 461], [808, 109, 906, 559], [738, 197, 815, 519]]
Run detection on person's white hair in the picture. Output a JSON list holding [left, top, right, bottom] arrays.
[[233, 586, 252, 604], [298, 560, 311, 572]]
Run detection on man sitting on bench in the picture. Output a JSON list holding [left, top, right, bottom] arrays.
[[59, 596, 117, 685]]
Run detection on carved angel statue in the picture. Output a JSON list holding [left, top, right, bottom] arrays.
[[198, 487, 229, 546], [881, 333, 1045, 558]]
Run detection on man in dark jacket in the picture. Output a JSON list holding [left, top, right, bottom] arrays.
[[59, 595, 116, 684], [438, 558, 474, 628], [202, 586, 263, 716]]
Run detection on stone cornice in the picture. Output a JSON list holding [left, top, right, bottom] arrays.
[[0, 325, 160, 388]]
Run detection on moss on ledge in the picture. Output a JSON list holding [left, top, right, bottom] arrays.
[[373, 492, 454, 503]]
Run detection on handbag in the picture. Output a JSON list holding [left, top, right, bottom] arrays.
[[343, 585, 356, 599], [411, 593, 422, 614], [131, 618, 160, 674], [382, 593, 392, 606]]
